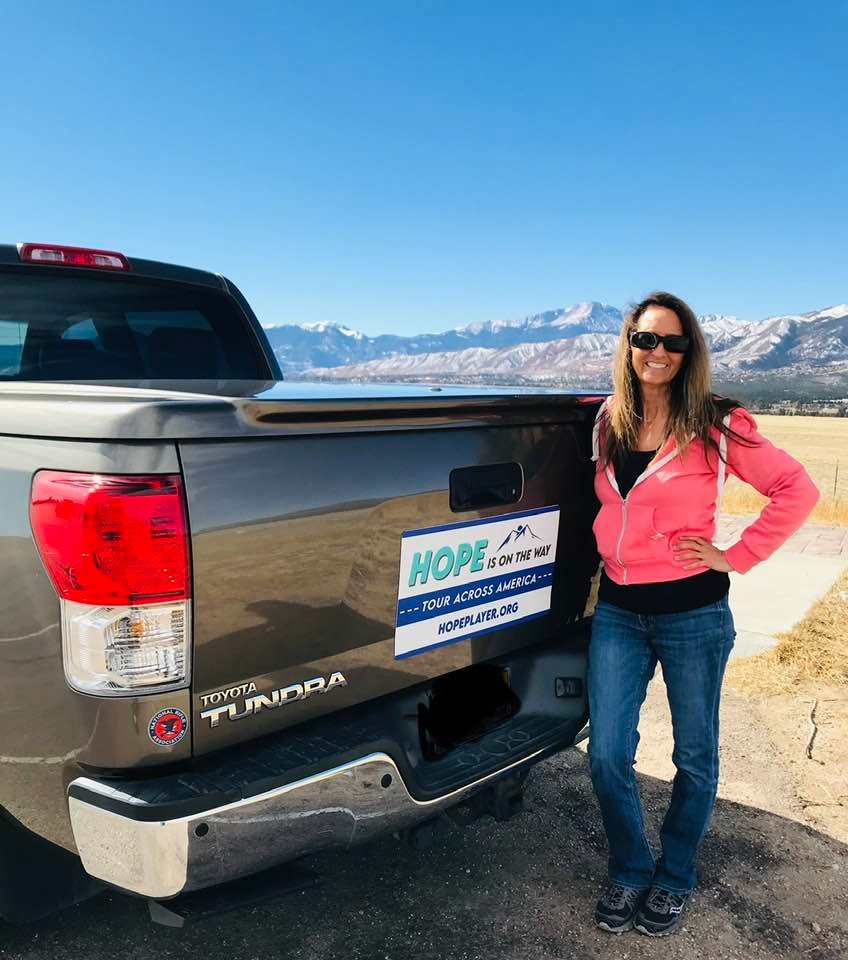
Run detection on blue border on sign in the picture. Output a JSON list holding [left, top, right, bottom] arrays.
[[394, 609, 550, 660], [396, 563, 555, 627], [401, 504, 560, 539]]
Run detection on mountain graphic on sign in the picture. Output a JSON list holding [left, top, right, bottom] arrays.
[[497, 524, 543, 551]]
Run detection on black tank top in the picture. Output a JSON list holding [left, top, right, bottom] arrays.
[[598, 448, 730, 614]]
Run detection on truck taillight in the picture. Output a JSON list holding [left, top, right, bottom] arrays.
[[30, 471, 191, 696]]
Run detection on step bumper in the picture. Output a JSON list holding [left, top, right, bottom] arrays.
[[68, 748, 543, 899]]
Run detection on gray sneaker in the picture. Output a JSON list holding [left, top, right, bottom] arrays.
[[634, 886, 691, 936], [594, 882, 648, 933]]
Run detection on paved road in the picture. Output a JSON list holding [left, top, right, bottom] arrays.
[[716, 515, 848, 659]]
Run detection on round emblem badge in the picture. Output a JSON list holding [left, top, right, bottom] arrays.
[[148, 708, 189, 747]]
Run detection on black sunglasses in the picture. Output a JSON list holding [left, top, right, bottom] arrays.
[[629, 330, 690, 353]]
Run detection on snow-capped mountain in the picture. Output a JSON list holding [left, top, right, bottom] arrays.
[[321, 334, 621, 383], [263, 302, 848, 389], [263, 302, 622, 373], [453, 302, 623, 341], [263, 321, 373, 371], [298, 321, 364, 338]]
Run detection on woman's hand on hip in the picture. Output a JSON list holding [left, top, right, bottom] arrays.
[[673, 537, 734, 572]]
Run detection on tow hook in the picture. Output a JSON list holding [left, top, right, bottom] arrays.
[[401, 815, 454, 851], [487, 773, 525, 822], [449, 772, 527, 826]]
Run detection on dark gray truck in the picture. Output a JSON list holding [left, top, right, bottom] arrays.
[[0, 243, 600, 923]]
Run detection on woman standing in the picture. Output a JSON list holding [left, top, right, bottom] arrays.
[[588, 292, 819, 937]]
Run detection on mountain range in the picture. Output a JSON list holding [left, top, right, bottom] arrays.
[[262, 301, 848, 392]]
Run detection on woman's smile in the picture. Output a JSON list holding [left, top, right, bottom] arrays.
[[630, 305, 685, 387]]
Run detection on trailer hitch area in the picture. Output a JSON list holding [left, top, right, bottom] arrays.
[[147, 860, 320, 928], [452, 773, 527, 826]]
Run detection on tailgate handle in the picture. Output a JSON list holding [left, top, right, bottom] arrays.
[[449, 462, 523, 512]]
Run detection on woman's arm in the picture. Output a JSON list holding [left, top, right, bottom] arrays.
[[720, 408, 820, 574]]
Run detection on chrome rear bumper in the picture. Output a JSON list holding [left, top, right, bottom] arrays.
[[68, 749, 544, 899]]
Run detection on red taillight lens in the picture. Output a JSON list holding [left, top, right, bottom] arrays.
[[19, 243, 130, 271], [30, 472, 190, 606]]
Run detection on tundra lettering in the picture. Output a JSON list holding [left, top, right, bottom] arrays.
[[200, 672, 349, 728]]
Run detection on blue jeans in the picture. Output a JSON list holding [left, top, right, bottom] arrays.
[[587, 597, 735, 893]]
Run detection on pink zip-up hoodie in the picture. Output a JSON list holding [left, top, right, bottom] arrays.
[[591, 398, 820, 585]]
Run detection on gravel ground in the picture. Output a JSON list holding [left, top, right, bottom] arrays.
[[2, 680, 846, 960]]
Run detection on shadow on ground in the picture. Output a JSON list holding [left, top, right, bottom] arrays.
[[2, 750, 846, 960]]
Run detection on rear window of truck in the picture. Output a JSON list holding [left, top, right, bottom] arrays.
[[0, 269, 271, 381]]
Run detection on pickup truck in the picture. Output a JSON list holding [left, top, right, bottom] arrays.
[[0, 243, 600, 923]]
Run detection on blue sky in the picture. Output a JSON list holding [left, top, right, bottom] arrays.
[[2, 1, 845, 335]]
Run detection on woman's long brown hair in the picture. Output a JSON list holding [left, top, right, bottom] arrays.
[[599, 291, 750, 466]]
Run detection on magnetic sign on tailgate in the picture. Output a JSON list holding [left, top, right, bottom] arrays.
[[394, 506, 561, 659]]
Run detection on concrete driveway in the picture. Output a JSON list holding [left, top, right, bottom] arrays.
[[716, 515, 848, 658]]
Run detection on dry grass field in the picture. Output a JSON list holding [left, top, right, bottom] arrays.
[[723, 416, 847, 705], [721, 414, 848, 525], [727, 567, 848, 694], [726, 568, 848, 842]]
